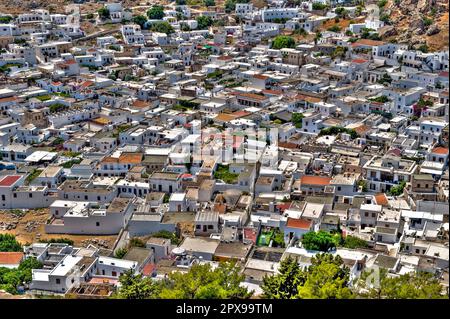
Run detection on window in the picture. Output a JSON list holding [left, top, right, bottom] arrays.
[[372, 213, 376, 218], [208, 225, 213, 229], [365, 212, 369, 217], [96, 222, 100, 227], [29, 193, 33, 198], [56, 279, 60, 284]]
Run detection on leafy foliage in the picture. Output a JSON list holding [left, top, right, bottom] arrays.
[[0, 234, 22, 252], [196, 15, 213, 29], [114, 270, 159, 299], [129, 238, 146, 248], [356, 269, 447, 299], [204, 0, 216, 6], [132, 15, 147, 28], [388, 181, 406, 196], [261, 256, 306, 298], [272, 36, 296, 49], [0, 257, 42, 294], [341, 235, 368, 249], [318, 126, 359, 139], [369, 95, 390, 103], [151, 230, 181, 245], [150, 21, 175, 34], [39, 238, 74, 245], [262, 254, 353, 299], [115, 262, 251, 299], [115, 248, 128, 259], [312, 2, 328, 10], [97, 7, 110, 20], [214, 164, 239, 184], [158, 262, 251, 299], [297, 254, 353, 299], [147, 6, 165, 20], [301, 231, 339, 252]]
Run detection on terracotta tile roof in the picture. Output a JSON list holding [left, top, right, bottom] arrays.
[[214, 113, 236, 122], [231, 110, 251, 118], [89, 277, 119, 285], [276, 202, 291, 212], [352, 39, 386, 47], [374, 193, 388, 206], [278, 142, 300, 149], [0, 96, 18, 104], [234, 92, 268, 101], [119, 153, 143, 164], [300, 175, 332, 186], [64, 59, 77, 65], [102, 156, 119, 163], [292, 94, 322, 104], [253, 74, 269, 80], [352, 58, 368, 64], [0, 175, 22, 187], [132, 100, 150, 108], [0, 252, 24, 265], [286, 217, 312, 230], [80, 80, 94, 89], [142, 263, 156, 276], [91, 117, 112, 125], [432, 147, 449, 155], [217, 56, 232, 61], [243, 227, 257, 243], [262, 89, 283, 96]]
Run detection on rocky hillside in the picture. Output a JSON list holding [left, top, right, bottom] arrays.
[[379, 0, 448, 51], [0, 0, 448, 51]]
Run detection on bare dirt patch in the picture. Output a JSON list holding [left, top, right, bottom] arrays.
[[0, 209, 117, 249]]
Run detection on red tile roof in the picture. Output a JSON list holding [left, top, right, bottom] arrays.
[[0, 96, 18, 104], [300, 175, 331, 186], [0, 175, 22, 187], [352, 59, 368, 64], [432, 147, 449, 155], [352, 39, 386, 47], [243, 227, 257, 244], [0, 252, 24, 265], [142, 263, 156, 276], [374, 193, 389, 206], [286, 217, 312, 230]]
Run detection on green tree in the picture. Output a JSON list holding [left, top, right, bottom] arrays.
[[196, 15, 213, 29], [176, 0, 187, 4], [97, 7, 110, 20], [158, 262, 252, 299], [261, 256, 306, 298], [302, 231, 338, 252], [312, 2, 328, 10], [150, 21, 175, 34], [388, 181, 406, 196], [356, 269, 447, 299], [132, 15, 147, 28], [115, 248, 128, 259], [335, 7, 347, 18], [291, 113, 304, 128], [0, 234, 22, 252], [114, 270, 159, 299], [204, 0, 216, 6], [147, 6, 165, 20], [341, 235, 368, 249], [297, 254, 354, 299], [272, 35, 296, 49]]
